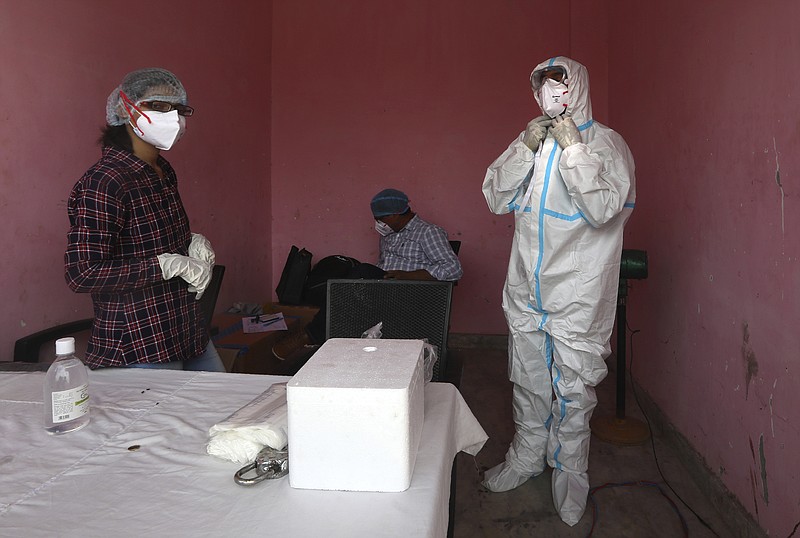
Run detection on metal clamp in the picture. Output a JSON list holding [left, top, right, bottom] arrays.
[[234, 446, 289, 486]]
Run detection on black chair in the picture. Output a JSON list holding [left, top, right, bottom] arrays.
[[448, 240, 461, 255], [199, 264, 226, 335], [11, 265, 225, 365], [325, 278, 456, 382], [12, 318, 94, 365], [324, 241, 462, 383]]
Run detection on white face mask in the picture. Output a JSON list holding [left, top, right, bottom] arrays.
[[540, 78, 569, 118], [131, 110, 184, 150], [375, 220, 394, 236]]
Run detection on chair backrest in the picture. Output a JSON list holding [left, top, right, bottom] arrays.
[[325, 279, 454, 381], [448, 241, 461, 286], [14, 318, 93, 363], [199, 264, 225, 331], [13, 264, 226, 364]]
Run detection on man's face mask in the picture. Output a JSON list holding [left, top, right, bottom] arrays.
[[540, 77, 570, 118], [374, 220, 394, 236]]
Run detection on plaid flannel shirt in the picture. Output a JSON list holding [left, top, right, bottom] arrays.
[[65, 146, 207, 368], [378, 215, 462, 281]]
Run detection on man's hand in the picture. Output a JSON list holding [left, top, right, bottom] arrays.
[[383, 269, 435, 281], [522, 116, 553, 150], [550, 115, 581, 149]]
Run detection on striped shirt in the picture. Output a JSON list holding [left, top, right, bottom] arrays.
[[378, 215, 462, 281], [65, 146, 207, 368]]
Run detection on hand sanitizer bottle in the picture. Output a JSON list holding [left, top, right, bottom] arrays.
[[44, 337, 90, 434]]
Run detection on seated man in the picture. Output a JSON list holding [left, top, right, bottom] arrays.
[[272, 188, 463, 359]]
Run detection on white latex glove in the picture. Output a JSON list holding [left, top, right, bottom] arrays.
[[550, 115, 581, 149], [157, 254, 212, 299], [189, 233, 215, 265], [522, 116, 553, 150]]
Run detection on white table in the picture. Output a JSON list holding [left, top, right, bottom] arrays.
[[0, 369, 487, 537]]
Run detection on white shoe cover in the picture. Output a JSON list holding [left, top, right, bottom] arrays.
[[551, 468, 589, 526], [481, 461, 534, 492]]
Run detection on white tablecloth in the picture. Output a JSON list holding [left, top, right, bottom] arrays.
[[0, 369, 487, 537]]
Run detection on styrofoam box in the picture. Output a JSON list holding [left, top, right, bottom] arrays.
[[287, 338, 424, 492]]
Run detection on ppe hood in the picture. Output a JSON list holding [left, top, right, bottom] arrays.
[[531, 56, 593, 126]]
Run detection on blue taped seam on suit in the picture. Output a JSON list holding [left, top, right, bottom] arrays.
[[543, 208, 583, 221], [533, 140, 559, 328], [551, 360, 572, 471], [543, 333, 554, 429]]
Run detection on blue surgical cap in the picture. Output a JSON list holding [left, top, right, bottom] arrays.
[[371, 189, 409, 217]]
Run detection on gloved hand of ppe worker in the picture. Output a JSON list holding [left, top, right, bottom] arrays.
[[549, 115, 581, 149], [157, 254, 212, 300], [189, 233, 215, 266], [522, 116, 553, 151]]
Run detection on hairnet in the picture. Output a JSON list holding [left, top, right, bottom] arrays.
[[106, 68, 188, 126], [371, 189, 410, 217]]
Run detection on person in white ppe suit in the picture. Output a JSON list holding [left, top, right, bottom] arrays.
[[481, 56, 635, 526]]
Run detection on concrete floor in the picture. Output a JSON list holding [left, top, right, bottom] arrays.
[[450, 346, 735, 538]]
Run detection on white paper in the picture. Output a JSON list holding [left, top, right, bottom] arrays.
[[242, 312, 288, 333]]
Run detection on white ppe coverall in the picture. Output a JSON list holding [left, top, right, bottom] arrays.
[[481, 56, 635, 526]]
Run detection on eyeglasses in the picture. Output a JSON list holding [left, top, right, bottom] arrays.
[[138, 100, 194, 117]]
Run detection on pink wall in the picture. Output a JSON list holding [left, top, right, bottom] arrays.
[[609, 1, 800, 533], [270, 0, 608, 335], [0, 0, 272, 359]]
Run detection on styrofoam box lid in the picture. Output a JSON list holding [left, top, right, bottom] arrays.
[[288, 338, 424, 389]]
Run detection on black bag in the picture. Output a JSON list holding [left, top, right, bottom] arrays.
[[303, 255, 360, 307], [275, 246, 313, 305]]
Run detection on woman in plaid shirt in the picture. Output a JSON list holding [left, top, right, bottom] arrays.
[[65, 68, 224, 372]]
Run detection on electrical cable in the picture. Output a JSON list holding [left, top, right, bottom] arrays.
[[626, 321, 722, 537], [586, 480, 689, 538]]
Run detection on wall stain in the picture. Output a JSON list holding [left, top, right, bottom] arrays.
[[747, 435, 770, 511], [773, 137, 785, 235], [748, 437, 760, 518], [749, 467, 760, 519], [759, 434, 769, 504], [741, 322, 758, 400]]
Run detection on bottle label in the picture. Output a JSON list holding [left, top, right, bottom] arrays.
[[51, 384, 89, 423]]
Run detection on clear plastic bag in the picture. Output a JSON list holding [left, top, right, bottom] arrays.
[[421, 341, 437, 383], [360, 322, 383, 339]]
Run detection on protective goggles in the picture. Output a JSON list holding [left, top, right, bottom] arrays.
[[530, 66, 568, 91]]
